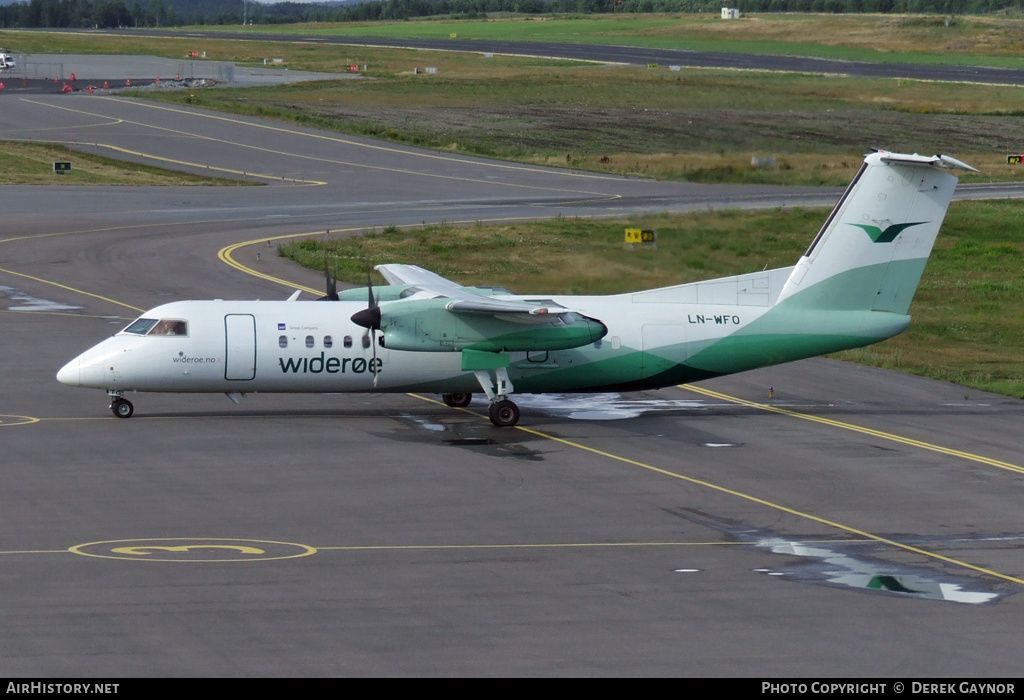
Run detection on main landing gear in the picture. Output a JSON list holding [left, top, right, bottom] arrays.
[[487, 399, 520, 428], [442, 391, 521, 428], [108, 391, 134, 419], [468, 365, 522, 428], [442, 392, 520, 427], [441, 393, 473, 408]]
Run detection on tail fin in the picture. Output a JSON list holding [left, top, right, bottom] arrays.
[[775, 151, 974, 314]]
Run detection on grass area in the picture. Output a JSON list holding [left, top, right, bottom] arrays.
[[195, 13, 1024, 68], [0, 140, 251, 185], [280, 200, 1024, 398], [136, 61, 1024, 185], [835, 200, 1024, 397]]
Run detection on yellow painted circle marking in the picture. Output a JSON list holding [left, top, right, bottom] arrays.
[[0, 415, 40, 427], [69, 538, 316, 562]]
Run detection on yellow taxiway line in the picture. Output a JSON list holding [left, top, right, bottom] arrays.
[[411, 393, 1024, 587]]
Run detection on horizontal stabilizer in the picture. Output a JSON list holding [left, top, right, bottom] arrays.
[[877, 152, 978, 172]]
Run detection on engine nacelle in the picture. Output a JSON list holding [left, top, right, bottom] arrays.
[[353, 298, 607, 352]]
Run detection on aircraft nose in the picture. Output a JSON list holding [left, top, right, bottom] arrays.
[[56, 357, 81, 386]]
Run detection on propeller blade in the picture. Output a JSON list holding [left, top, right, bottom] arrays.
[[316, 257, 339, 301], [361, 266, 381, 388], [372, 329, 379, 388], [367, 270, 376, 310]]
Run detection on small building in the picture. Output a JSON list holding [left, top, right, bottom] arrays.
[[721, 8, 739, 19]]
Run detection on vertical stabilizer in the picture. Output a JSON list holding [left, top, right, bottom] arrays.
[[775, 151, 973, 314]]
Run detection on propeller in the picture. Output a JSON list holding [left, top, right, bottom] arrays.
[[350, 270, 381, 388], [316, 256, 339, 301]]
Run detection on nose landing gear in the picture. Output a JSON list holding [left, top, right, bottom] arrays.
[[108, 391, 134, 419]]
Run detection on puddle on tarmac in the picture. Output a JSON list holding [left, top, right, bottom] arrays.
[[396, 391, 716, 457], [665, 509, 1007, 605], [755, 538, 1003, 604], [0, 285, 82, 312], [395, 414, 546, 462], [504, 392, 707, 421]]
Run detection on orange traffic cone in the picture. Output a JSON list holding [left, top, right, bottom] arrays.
[[155, 77, 160, 84], [0, 83, 5, 91]]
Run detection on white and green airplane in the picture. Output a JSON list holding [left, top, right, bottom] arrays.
[[57, 150, 974, 426]]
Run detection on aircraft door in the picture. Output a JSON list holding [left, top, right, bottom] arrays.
[[224, 314, 257, 380]]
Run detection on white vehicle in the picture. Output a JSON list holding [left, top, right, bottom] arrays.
[[0, 50, 16, 71], [57, 150, 975, 427]]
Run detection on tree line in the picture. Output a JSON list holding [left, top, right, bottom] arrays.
[[1, 0, 1021, 30]]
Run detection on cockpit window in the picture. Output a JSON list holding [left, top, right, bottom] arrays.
[[123, 318, 158, 335], [151, 320, 188, 336]]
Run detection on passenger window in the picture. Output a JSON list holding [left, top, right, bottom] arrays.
[[343, 336, 353, 348], [279, 335, 288, 348], [305, 335, 315, 348], [362, 334, 370, 349], [324, 336, 333, 349]]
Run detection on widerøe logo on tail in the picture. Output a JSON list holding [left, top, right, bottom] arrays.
[[849, 222, 928, 243]]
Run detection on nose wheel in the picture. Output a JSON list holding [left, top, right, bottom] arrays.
[[110, 397, 134, 419]]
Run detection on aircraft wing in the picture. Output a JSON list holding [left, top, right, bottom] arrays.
[[377, 263, 467, 293], [375, 264, 570, 317]]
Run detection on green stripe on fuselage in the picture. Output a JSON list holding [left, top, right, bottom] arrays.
[[379, 258, 925, 394]]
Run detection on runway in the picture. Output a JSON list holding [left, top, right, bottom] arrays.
[[1, 89, 1022, 677], [102, 27, 1024, 87]]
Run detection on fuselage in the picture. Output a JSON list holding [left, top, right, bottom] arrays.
[[56, 272, 906, 397]]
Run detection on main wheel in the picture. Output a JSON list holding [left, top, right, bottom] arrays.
[[111, 398, 134, 419], [488, 399, 520, 428], [442, 392, 473, 408]]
